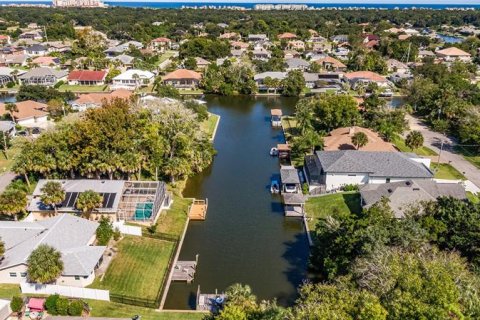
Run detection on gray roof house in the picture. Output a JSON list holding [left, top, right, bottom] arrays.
[[285, 58, 310, 71], [0, 214, 105, 287], [108, 54, 135, 68], [360, 180, 467, 218], [19, 67, 68, 86], [304, 150, 434, 192]]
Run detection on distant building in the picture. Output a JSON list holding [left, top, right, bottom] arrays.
[[53, 0, 105, 7], [0, 100, 49, 127], [111, 69, 155, 90], [67, 70, 107, 86], [162, 69, 202, 90]]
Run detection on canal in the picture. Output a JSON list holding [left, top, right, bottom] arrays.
[[164, 95, 310, 310]]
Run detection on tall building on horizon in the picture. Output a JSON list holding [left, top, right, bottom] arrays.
[[52, 0, 105, 7]]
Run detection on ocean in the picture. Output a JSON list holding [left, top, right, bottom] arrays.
[[0, 1, 480, 10]]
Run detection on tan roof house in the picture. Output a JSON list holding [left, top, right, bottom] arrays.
[[436, 47, 471, 62], [163, 69, 202, 90], [0, 100, 48, 127], [345, 71, 390, 89], [71, 89, 133, 111], [314, 56, 347, 71], [278, 32, 297, 40], [324, 126, 397, 152]]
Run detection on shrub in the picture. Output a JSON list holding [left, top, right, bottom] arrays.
[[45, 294, 60, 314], [113, 227, 121, 241], [67, 300, 84, 316], [53, 80, 64, 89], [342, 184, 359, 192], [55, 297, 69, 315], [302, 183, 309, 195], [6, 81, 15, 88], [10, 296, 23, 313], [96, 216, 113, 245]]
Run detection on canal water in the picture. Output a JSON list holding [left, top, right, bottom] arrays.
[[164, 95, 310, 310]]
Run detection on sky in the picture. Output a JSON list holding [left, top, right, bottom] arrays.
[[2, 0, 480, 3]]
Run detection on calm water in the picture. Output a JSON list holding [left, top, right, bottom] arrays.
[[164, 95, 310, 310], [437, 34, 465, 44]]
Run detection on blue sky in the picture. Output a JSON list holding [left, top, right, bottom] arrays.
[[2, 0, 480, 3]]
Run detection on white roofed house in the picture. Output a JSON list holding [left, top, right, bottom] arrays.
[[436, 47, 472, 63], [387, 59, 410, 74], [111, 69, 155, 90], [0, 214, 106, 287], [252, 47, 271, 61], [254, 71, 287, 92], [304, 150, 434, 193], [285, 58, 310, 71]]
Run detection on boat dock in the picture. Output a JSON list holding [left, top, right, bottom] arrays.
[[196, 286, 226, 313], [172, 255, 198, 283], [188, 199, 208, 220], [271, 109, 283, 127]]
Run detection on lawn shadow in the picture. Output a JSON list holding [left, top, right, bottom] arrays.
[[342, 192, 362, 215]]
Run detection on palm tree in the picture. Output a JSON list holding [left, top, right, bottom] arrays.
[[0, 189, 27, 220], [40, 181, 65, 215], [225, 284, 257, 311], [5, 103, 18, 124], [27, 244, 63, 284], [405, 130, 424, 151], [351, 131, 369, 150], [76, 190, 103, 219]]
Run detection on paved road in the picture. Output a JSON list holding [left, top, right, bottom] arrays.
[[0, 171, 17, 193], [406, 115, 480, 189]]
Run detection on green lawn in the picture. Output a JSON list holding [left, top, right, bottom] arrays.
[[281, 116, 299, 144], [0, 138, 24, 172], [431, 163, 466, 180], [179, 89, 204, 95], [392, 135, 437, 156], [90, 236, 175, 301], [454, 145, 480, 170], [157, 51, 177, 65], [153, 195, 191, 237], [305, 192, 362, 230], [467, 192, 480, 204], [200, 113, 220, 140], [0, 284, 20, 299], [58, 84, 108, 92], [88, 300, 205, 320]]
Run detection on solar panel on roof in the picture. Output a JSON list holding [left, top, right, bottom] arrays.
[[99, 193, 116, 209]]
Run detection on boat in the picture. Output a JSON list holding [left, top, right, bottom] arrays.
[[270, 147, 278, 156], [270, 179, 280, 194]]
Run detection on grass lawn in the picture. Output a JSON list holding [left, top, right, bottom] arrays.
[[281, 116, 299, 143], [0, 139, 24, 172], [153, 195, 191, 237], [454, 145, 480, 170], [467, 192, 480, 204], [157, 51, 177, 65], [179, 89, 203, 95], [90, 236, 175, 301], [58, 84, 107, 92], [0, 284, 20, 299], [305, 192, 362, 230], [200, 113, 220, 140], [392, 135, 437, 156], [88, 300, 205, 320], [431, 163, 466, 180]]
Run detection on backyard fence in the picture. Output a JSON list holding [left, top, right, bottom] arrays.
[[20, 283, 110, 301], [144, 232, 180, 242]]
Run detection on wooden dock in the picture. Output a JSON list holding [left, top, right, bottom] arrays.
[[172, 255, 198, 283], [196, 286, 226, 312], [188, 199, 208, 220]]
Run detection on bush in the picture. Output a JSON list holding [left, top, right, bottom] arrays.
[[67, 300, 84, 316], [53, 80, 64, 89], [55, 297, 69, 315], [6, 81, 15, 88], [342, 184, 359, 192], [113, 227, 121, 241], [10, 296, 23, 313], [45, 294, 60, 314], [96, 216, 113, 245], [302, 183, 309, 195]]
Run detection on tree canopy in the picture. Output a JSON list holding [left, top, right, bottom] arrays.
[[27, 244, 64, 284]]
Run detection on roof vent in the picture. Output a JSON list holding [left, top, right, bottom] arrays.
[[413, 188, 420, 191], [101, 181, 105, 184], [406, 181, 411, 186], [387, 188, 393, 193]]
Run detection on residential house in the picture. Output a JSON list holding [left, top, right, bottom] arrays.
[[332, 47, 350, 60], [230, 49, 245, 58], [313, 56, 347, 72], [398, 34, 412, 41], [0, 67, 25, 85], [331, 34, 349, 44], [219, 32, 240, 40], [252, 47, 271, 61], [307, 72, 345, 92], [230, 41, 249, 50], [248, 34, 268, 42], [194, 57, 211, 71], [0, 100, 49, 127], [254, 71, 286, 92], [26, 44, 47, 56], [360, 180, 466, 218], [0, 214, 105, 287], [45, 41, 72, 53], [19, 30, 43, 41], [285, 58, 310, 71], [284, 50, 301, 59], [67, 70, 108, 86], [108, 54, 135, 70], [0, 54, 28, 67], [0, 121, 16, 137], [71, 89, 132, 111], [104, 41, 143, 57], [418, 50, 436, 61], [278, 32, 297, 40], [0, 35, 11, 45], [150, 37, 171, 52], [18, 67, 68, 86], [387, 59, 409, 74], [304, 150, 433, 192], [436, 47, 472, 62], [31, 56, 60, 67], [29, 179, 171, 222], [324, 127, 397, 152], [345, 71, 390, 90], [288, 40, 305, 51], [162, 69, 202, 90], [111, 69, 155, 90]]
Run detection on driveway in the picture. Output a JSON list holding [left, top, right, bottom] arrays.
[[405, 114, 480, 189], [0, 171, 17, 193]]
